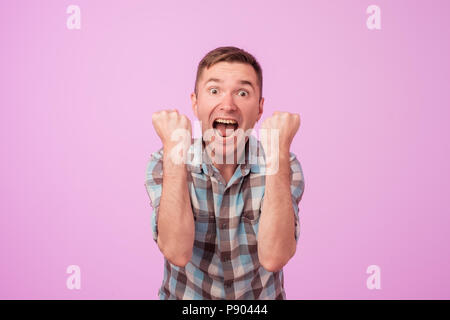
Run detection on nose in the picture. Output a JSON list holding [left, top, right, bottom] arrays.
[[219, 92, 238, 112]]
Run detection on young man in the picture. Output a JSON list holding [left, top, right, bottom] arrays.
[[145, 46, 305, 299]]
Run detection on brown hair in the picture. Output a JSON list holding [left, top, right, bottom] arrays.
[[194, 46, 263, 100]]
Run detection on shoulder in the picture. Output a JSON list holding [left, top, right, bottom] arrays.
[[146, 147, 164, 183], [288, 152, 305, 202], [288, 152, 303, 175]]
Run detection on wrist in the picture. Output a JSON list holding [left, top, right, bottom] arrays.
[[278, 146, 291, 159], [163, 141, 190, 164], [162, 160, 188, 179], [265, 148, 290, 165], [265, 154, 291, 177], [163, 148, 188, 175]]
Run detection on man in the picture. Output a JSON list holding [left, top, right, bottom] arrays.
[[145, 46, 305, 299]]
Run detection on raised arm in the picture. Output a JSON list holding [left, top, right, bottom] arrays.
[[152, 109, 195, 267], [258, 111, 301, 272]]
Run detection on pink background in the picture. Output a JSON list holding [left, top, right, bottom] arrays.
[[1, 0, 449, 299]]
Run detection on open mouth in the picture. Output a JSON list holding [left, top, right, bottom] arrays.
[[212, 118, 239, 138]]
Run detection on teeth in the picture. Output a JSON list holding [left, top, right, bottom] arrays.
[[215, 119, 237, 124]]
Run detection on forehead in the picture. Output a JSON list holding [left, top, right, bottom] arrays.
[[200, 61, 258, 85]]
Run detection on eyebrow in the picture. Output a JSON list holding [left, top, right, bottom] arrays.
[[204, 78, 255, 91]]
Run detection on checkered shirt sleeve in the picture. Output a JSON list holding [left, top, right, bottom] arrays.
[[144, 147, 164, 243]]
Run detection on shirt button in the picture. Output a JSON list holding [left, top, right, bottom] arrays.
[[221, 223, 227, 229]]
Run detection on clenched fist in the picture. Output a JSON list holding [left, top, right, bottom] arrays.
[[152, 109, 192, 164], [261, 111, 300, 151], [260, 111, 301, 173]]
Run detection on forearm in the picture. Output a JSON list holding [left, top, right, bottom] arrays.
[[258, 151, 296, 272], [157, 149, 195, 267]]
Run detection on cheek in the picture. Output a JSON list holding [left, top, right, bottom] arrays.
[[195, 103, 209, 121], [197, 111, 212, 130], [241, 104, 259, 118], [242, 110, 260, 130]]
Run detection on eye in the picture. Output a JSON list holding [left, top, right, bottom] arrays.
[[238, 90, 248, 97], [209, 88, 218, 95]]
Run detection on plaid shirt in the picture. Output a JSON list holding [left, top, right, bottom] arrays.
[[144, 135, 305, 300]]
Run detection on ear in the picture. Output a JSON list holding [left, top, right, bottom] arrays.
[[190, 92, 198, 118], [256, 97, 264, 121]]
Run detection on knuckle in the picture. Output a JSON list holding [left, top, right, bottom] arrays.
[[152, 112, 161, 121]]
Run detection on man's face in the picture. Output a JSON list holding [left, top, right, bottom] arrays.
[[190, 61, 264, 157]]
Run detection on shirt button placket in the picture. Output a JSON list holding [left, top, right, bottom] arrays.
[[222, 229, 235, 297], [218, 187, 234, 299]]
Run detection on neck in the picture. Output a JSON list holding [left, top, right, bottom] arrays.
[[203, 138, 248, 183], [216, 163, 237, 185]]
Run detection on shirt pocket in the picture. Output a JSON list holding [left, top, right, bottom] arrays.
[[193, 207, 216, 243], [240, 209, 260, 246], [241, 208, 261, 224]]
